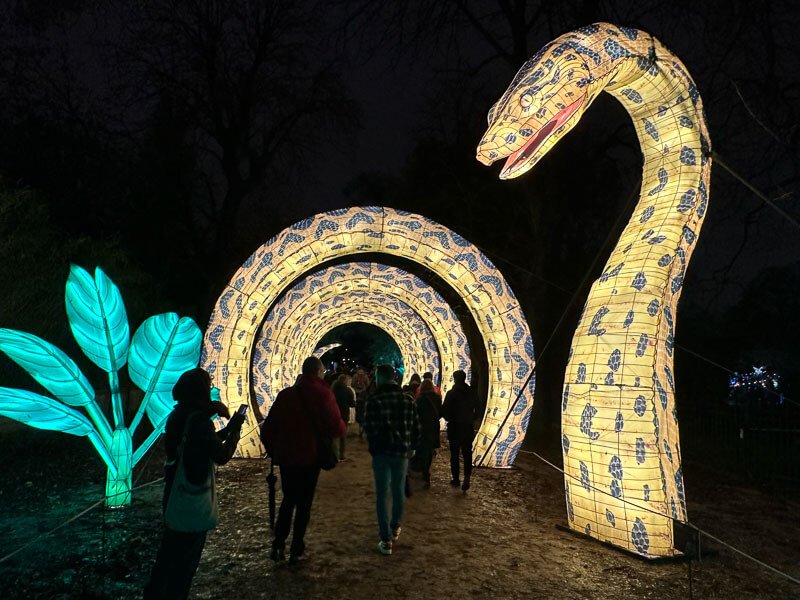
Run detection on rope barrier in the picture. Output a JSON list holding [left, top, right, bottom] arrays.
[[0, 477, 164, 565], [516, 448, 800, 586]]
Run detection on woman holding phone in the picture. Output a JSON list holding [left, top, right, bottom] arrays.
[[144, 368, 244, 600]]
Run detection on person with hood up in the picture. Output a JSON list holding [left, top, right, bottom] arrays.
[[144, 368, 244, 600]]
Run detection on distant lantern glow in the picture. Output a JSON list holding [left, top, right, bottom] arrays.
[[202, 207, 534, 467], [477, 24, 711, 557], [0, 265, 201, 507]]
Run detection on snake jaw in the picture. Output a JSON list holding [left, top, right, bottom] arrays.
[[499, 95, 585, 179]]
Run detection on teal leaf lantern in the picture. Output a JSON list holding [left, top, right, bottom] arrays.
[[128, 313, 202, 434], [0, 329, 112, 446], [65, 264, 130, 428], [0, 329, 95, 406], [0, 265, 201, 507], [65, 265, 130, 373], [0, 387, 117, 477]]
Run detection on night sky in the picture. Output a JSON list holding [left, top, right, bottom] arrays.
[[0, 0, 799, 426]]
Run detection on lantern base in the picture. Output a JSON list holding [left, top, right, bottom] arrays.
[[554, 523, 694, 563]]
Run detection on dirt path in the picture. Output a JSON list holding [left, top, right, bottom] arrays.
[[1, 427, 799, 599]]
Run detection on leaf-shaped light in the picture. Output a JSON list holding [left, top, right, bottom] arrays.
[[65, 265, 130, 373], [145, 391, 175, 428], [0, 329, 94, 406], [128, 313, 201, 432], [0, 387, 117, 477]]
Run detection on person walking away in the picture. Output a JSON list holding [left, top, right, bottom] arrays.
[[363, 365, 421, 555], [144, 368, 244, 600], [260, 356, 346, 564], [414, 379, 442, 487], [331, 374, 356, 459], [442, 370, 480, 492], [404, 373, 421, 397], [415, 372, 441, 398]]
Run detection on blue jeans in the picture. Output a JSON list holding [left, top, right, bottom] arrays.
[[371, 454, 408, 542]]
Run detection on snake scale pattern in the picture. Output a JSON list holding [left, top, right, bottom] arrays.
[[477, 23, 711, 557]]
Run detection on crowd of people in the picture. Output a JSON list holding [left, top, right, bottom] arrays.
[[143, 358, 480, 598]]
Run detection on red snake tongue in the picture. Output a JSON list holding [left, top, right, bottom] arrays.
[[502, 96, 584, 177]]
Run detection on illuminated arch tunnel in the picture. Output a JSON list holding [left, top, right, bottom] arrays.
[[251, 262, 473, 409], [202, 207, 535, 467], [254, 290, 436, 405]]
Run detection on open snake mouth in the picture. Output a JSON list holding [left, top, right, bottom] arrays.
[[501, 96, 585, 178]]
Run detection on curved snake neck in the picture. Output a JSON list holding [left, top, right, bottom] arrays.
[[479, 23, 711, 557]]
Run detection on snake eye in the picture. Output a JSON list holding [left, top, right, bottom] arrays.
[[519, 93, 533, 108]]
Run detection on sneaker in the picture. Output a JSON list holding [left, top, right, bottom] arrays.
[[461, 479, 471, 492], [377, 540, 393, 555], [288, 553, 306, 566], [450, 479, 460, 487], [392, 526, 402, 541], [270, 547, 285, 562]]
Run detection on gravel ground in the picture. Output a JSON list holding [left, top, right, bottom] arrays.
[[1, 425, 799, 599]]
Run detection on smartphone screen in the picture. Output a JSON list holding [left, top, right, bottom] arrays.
[[237, 403, 248, 416]]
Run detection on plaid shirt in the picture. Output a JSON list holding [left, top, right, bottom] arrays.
[[363, 383, 421, 458]]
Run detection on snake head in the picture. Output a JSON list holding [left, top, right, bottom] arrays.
[[476, 28, 610, 179]]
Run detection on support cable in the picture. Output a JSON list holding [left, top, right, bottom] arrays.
[[711, 153, 798, 231], [476, 185, 641, 466]]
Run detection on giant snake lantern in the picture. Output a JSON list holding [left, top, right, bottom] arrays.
[[477, 23, 711, 557]]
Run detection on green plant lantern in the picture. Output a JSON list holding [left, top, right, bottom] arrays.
[[0, 265, 201, 507]]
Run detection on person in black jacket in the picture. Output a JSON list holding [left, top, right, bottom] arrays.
[[441, 370, 480, 492], [414, 379, 442, 486], [144, 368, 243, 600]]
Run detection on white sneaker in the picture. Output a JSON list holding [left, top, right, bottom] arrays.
[[377, 540, 393, 555], [392, 526, 401, 541]]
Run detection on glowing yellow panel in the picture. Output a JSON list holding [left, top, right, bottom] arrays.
[[476, 23, 710, 556], [203, 208, 535, 467]]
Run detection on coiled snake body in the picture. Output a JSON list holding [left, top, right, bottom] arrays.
[[477, 23, 710, 557]]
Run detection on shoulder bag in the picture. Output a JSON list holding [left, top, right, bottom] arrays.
[[165, 412, 219, 532]]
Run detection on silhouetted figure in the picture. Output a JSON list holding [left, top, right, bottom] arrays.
[[353, 367, 369, 438], [331, 374, 356, 459], [416, 371, 441, 397], [363, 365, 420, 555], [144, 368, 243, 600], [442, 370, 480, 492], [414, 379, 442, 486], [260, 356, 346, 564]]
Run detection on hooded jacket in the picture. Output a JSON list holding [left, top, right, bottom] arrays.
[[162, 368, 240, 509]]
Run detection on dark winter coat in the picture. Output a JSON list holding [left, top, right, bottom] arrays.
[[162, 369, 241, 510], [415, 391, 442, 449], [442, 382, 480, 438]]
